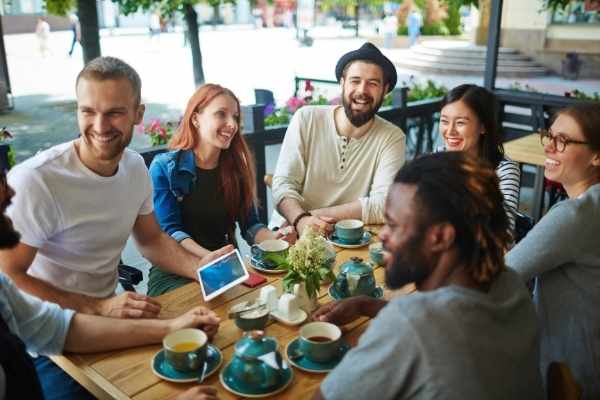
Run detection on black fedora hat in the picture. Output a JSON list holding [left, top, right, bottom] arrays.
[[335, 42, 397, 93]]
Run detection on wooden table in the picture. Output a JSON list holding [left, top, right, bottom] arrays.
[[51, 231, 413, 399], [504, 133, 546, 222]]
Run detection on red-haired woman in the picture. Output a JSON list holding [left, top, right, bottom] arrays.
[[147, 84, 277, 295]]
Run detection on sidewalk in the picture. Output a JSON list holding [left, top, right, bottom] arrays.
[[2, 27, 599, 162]]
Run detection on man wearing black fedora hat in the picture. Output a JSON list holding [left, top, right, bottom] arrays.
[[271, 42, 405, 235]]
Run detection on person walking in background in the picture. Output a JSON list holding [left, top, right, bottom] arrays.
[[382, 12, 398, 49], [67, 14, 81, 57], [149, 12, 161, 40], [35, 17, 51, 57], [407, 8, 422, 47]]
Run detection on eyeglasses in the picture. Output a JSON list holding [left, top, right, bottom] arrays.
[[540, 129, 589, 153]]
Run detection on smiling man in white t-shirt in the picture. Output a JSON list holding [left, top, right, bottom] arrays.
[[0, 57, 231, 400]]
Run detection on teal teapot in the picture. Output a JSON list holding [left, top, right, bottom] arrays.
[[332, 257, 376, 298], [226, 330, 285, 390]]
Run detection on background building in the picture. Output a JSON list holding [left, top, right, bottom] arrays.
[[500, 0, 600, 78]]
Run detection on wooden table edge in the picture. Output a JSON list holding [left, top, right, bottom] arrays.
[[51, 354, 130, 400]]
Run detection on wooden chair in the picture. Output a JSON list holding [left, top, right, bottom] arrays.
[[547, 362, 581, 400]]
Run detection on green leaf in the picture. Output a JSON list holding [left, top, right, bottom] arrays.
[[318, 267, 331, 278], [310, 272, 320, 297], [45, 0, 76, 16], [305, 279, 315, 299]]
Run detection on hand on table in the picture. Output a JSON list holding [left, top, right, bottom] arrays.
[[95, 292, 161, 318], [274, 223, 297, 244], [297, 215, 336, 237], [169, 306, 221, 339], [176, 386, 219, 400], [311, 298, 362, 326]]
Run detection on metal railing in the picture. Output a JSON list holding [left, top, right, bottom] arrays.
[[137, 85, 596, 225]]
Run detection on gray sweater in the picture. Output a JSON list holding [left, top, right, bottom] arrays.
[[506, 183, 600, 400]]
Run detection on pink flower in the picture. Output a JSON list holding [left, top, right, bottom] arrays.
[[286, 96, 305, 113], [149, 119, 161, 131], [304, 80, 314, 93]]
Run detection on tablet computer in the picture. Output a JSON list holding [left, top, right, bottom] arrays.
[[196, 249, 249, 301]]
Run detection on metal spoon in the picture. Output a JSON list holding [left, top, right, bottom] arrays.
[[197, 361, 208, 384]]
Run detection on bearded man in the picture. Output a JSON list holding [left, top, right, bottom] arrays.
[[271, 42, 405, 235]]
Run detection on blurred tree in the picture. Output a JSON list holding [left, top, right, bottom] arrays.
[[113, 0, 235, 86], [444, 0, 462, 35], [540, 0, 573, 11], [45, 0, 101, 64]]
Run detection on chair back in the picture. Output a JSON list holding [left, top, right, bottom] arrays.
[[254, 89, 275, 106], [547, 362, 581, 400], [514, 212, 534, 243]]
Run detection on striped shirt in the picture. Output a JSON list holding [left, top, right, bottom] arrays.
[[496, 158, 521, 233], [436, 146, 521, 235]]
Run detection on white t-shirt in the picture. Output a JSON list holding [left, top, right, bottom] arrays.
[[271, 106, 405, 227], [7, 141, 153, 298]]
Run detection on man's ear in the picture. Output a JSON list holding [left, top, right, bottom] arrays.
[[427, 223, 455, 253], [591, 152, 600, 167], [135, 103, 145, 125]]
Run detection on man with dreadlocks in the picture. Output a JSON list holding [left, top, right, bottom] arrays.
[[312, 152, 543, 400]]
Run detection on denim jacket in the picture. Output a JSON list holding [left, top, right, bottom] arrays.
[[148, 149, 266, 245]]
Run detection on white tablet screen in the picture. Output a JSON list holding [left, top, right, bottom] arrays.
[[197, 249, 249, 301]]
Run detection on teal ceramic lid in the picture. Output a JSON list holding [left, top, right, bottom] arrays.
[[234, 330, 278, 359], [339, 257, 373, 276]]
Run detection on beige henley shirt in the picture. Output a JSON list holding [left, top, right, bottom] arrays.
[[271, 105, 406, 227]]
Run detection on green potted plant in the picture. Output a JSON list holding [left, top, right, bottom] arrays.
[[279, 227, 336, 312]]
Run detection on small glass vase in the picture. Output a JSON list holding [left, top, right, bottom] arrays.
[[293, 282, 319, 313]]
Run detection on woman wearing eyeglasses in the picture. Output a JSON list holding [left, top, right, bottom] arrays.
[[439, 84, 520, 233], [506, 103, 600, 399]]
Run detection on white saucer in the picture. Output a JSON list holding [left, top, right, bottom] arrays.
[[270, 308, 308, 326]]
